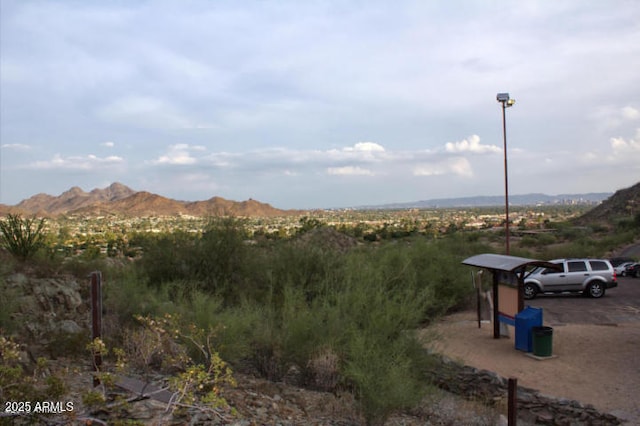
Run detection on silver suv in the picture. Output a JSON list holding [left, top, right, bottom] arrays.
[[524, 258, 617, 299]]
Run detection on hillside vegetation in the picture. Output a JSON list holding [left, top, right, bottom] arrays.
[[1, 188, 639, 424], [574, 181, 640, 225]]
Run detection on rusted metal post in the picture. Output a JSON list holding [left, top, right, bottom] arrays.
[[508, 377, 517, 425], [90, 271, 103, 386]]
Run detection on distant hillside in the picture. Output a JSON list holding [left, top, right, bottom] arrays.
[[574, 182, 640, 224], [7, 183, 303, 218], [360, 192, 612, 209], [15, 183, 136, 215]]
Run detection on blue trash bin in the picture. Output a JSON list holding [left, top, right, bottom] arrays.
[[515, 306, 543, 352]]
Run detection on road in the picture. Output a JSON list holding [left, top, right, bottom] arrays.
[[528, 276, 640, 325]]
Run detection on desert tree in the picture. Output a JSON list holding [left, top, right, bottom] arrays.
[[0, 214, 47, 261]]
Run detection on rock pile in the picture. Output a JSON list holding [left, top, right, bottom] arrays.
[[4, 273, 91, 359]]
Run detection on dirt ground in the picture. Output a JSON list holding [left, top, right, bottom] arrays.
[[426, 310, 640, 425]]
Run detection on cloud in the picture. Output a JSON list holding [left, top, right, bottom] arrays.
[[413, 157, 473, 177], [28, 154, 124, 170], [347, 142, 385, 152], [593, 105, 640, 130], [102, 141, 115, 148], [327, 166, 374, 176], [445, 135, 501, 154], [1, 143, 31, 150], [145, 141, 479, 181], [610, 129, 640, 154], [621, 106, 640, 121], [152, 144, 206, 165]]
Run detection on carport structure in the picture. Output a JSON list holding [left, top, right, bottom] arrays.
[[462, 253, 560, 339]]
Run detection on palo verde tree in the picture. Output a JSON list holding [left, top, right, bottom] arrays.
[[0, 214, 48, 261]]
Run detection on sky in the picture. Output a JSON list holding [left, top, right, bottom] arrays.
[[1, 1, 639, 210]]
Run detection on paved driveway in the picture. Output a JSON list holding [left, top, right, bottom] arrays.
[[528, 276, 640, 325]]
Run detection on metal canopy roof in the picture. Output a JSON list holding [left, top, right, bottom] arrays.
[[462, 253, 559, 272]]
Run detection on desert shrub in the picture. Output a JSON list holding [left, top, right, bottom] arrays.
[[102, 266, 175, 328], [136, 230, 197, 286], [371, 236, 487, 317], [0, 337, 68, 423], [343, 332, 430, 426], [190, 218, 249, 300], [120, 226, 488, 422], [196, 303, 266, 367], [520, 232, 557, 248], [260, 242, 345, 308], [0, 214, 48, 261]]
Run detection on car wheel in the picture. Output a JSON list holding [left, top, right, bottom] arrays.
[[587, 282, 605, 298], [523, 283, 538, 300], [635, 270, 640, 278]]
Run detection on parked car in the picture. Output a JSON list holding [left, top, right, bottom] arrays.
[[609, 257, 636, 267], [614, 261, 635, 276], [623, 263, 640, 278], [524, 258, 617, 299]]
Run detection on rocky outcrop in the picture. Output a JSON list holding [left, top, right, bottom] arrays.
[[3, 273, 91, 358]]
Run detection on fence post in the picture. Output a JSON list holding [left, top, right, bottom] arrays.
[[90, 271, 103, 386], [508, 377, 517, 425]]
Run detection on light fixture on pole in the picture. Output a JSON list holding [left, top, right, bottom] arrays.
[[497, 92, 515, 255]]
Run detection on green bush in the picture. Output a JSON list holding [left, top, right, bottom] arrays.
[[343, 333, 429, 426], [136, 230, 196, 286], [191, 218, 249, 300], [110, 227, 487, 422], [0, 214, 48, 261]]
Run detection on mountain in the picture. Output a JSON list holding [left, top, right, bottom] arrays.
[[5, 183, 630, 218], [358, 192, 612, 209], [8, 183, 302, 218], [15, 183, 136, 215], [574, 182, 640, 224]]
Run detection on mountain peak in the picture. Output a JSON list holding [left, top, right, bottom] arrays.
[[9, 184, 301, 218]]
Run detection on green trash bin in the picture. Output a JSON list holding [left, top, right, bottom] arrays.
[[532, 326, 553, 357]]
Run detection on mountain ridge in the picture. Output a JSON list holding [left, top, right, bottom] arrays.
[[573, 182, 640, 224], [1, 183, 303, 218], [2, 182, 636, 217], [356, 192, 612, 209]]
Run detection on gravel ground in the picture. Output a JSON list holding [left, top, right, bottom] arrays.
[[426, 311, 640, 425]]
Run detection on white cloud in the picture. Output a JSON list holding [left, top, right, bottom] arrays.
[[621, 106, 640, 121], [413, 157, 473, 177], [1, 143, 31, 150], [327, 166, 374, 176], [102, 141, 115, 148], [327, 142, 388, 163], [593, 105, 640, 130], [610, 129, 640, 153], [445, 135, 500, 154], [152, 144, 205, 165], [28, 154, 124, 170], [348, 142, 385, 152]]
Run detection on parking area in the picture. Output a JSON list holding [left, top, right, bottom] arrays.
[[529, 276, 640, 325], [429, 275, 640, 423]]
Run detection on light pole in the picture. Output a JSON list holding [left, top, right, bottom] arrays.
[[497, 92, 515, 255]]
